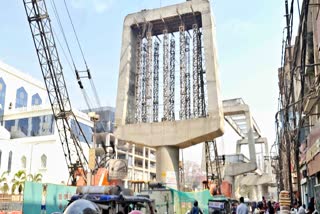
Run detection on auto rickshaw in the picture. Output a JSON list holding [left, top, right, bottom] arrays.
[[208, 195, 238, 214]]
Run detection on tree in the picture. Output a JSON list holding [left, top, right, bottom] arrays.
[[28, 173, 43, 182], [0, 171, 9, 194], [11, 170, 27, 195]]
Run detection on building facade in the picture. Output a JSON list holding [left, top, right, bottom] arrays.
[[0, 61, 93, 189], [277, 0, 320, 208], [85, 107, 157, 188], [0, 61, 157, 192]]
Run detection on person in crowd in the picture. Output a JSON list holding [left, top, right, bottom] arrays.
[[232, 202, 237, 214], [190, 200, 203, 214], [291, 202, 298, 214], [262, 196, 267, 210], [254, 203, 262, 214], [297, 201, 306, 214], [237, 197, 249, 214], [306, 197, 315, 213], [267, 201, 275, 214]]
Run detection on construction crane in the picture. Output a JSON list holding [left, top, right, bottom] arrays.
[[22, 0, 97, 185], [205, 140, 224, 195]]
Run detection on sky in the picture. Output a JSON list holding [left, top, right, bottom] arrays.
[[0, 0, 287, 164]]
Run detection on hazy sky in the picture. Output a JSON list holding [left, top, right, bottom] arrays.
[[0, 0, 287, 164]]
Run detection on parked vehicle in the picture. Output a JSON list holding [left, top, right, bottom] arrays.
[[208, 195, 237, 214]]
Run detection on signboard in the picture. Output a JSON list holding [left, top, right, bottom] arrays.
[[306, 139, 320, 163], [108, 159, 128, 180], [208, 201, 225, 209], [165, 171, 177, 189], [23, 181, 76, 214]]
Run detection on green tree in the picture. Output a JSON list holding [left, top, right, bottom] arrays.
[[28, 173, 43, 182], [0, 171, 9, 194], [11, 170, 27, 195]]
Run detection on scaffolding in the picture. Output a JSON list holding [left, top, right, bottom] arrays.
[[192, 24, 200, 118], [153, 40, 159, 122], [133, 22, 207, 123], [197, 30, 205, 117], [169, 36, 176, 121], [135, 34, 142, 123], [163, 29, 170, 121], [146, 30, 153, 123], [141, 42, 147, 123], [179, 25, 187, 120], [186, 35, 191, 119]]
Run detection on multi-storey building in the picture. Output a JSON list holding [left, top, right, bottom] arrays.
[[0, 61, 93, 187], [116, 137, 157, 188], [277, 0, 320, 208]]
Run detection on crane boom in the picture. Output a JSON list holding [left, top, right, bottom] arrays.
[[22, 0, 91, 185]]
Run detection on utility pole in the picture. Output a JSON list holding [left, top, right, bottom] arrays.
[[284, 0, 294, 204]]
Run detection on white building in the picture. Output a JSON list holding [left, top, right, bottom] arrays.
[[0, 61, 93, 187], [0, 61, 157, 191]]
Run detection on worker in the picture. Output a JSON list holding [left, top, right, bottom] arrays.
[[190, 200, 203, 214], [236, 197, 248, 214]]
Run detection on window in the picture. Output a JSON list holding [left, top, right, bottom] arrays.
[[21, 156, 27, 169], [0, 78, 6, 125], [31, 93, 42, 106], [4, 120, 15, 132], [31, 117, 40, 136], [5, 115, 54, 138], [7, 151, 12, 172], [70, 120, 93, 143], [15, 87, 28, 108], [18, 118, 28, 136], [41, 154, 47, 168], [128, 156, 133, 166]]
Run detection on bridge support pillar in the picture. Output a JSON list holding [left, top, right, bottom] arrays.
[[156, 146, 179, 190]]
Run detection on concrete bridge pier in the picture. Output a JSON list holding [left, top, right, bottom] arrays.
[[156, 146, 179, 190]]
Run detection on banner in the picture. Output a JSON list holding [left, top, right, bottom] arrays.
[[23, 181, 77, 214]]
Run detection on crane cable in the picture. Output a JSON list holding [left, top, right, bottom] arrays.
[[52, 0, 114, 159], [49, 0, 77, 71], [63, 0, 104, 112], [49, 0, 96, 157], [63, 0, 88, 69]]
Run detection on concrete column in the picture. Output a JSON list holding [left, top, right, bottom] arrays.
[[236, 142, 241, 154], [143, 146, 146, 180], [132, 145, 135, 180], [251, 186, 258, 201], [257, 185, 263, 201], [156, 146, 179, 190], [245, 112, 256, 162]]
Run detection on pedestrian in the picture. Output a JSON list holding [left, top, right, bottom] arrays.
[[267, 201, 275, 214], [190, 200, 203, 214], [263, 196, 267, 210], [306, 197, 315, 213], [254, 203, 262, 214], [298, 201, 306, 214], [41, 184, 47, 214], [237, 197, 249, 214], [291, 202, 298, 214]]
